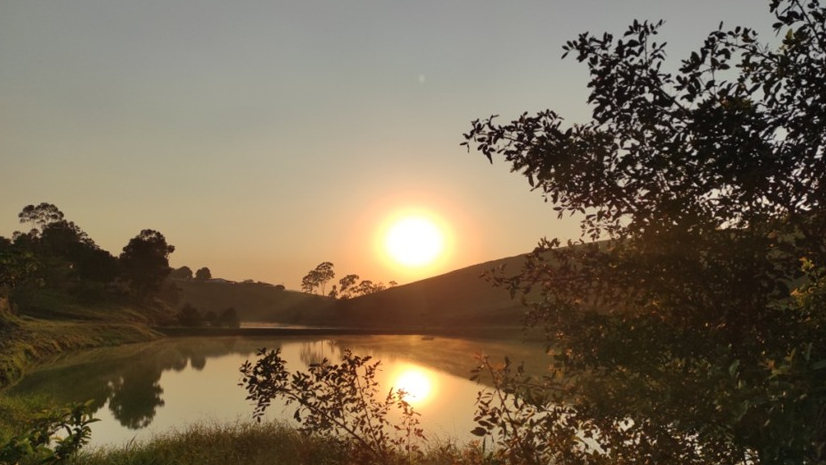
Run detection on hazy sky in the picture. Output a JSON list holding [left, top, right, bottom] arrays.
[[0, 1, 774, 288]]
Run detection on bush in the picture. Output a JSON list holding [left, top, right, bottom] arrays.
[[0, 401, 96, 465], [240, 348, 425, 465]]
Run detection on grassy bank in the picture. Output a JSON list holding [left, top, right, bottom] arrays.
[[65, 420, 487, 465], [0, 292, 164, 390]]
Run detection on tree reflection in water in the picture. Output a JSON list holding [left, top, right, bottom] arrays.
[[298, 339, 335, 366], [9, 336, 542, 446], [107, 362, 165, 429], [7, 337, 270, 429]]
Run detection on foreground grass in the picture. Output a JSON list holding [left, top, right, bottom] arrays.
[[65, 421, 488, 465], [0, 393, 56, 444]]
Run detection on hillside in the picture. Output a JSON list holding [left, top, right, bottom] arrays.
[[0, 291, 164, 389], [338, 254, 530, 330], [173, 281, 336, 325], [176, 254, 531, 331]]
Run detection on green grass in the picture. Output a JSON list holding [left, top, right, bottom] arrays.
[[70, 421, 345, 465], [0, 291, 163, 390], [0, 393, 55, 444], [66, 420, 490, 465]]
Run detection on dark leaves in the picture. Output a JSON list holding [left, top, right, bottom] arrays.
[[462, 0, 826, 463], [239, 348, 425, 464]]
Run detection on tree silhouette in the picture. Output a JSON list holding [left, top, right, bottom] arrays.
[[119, 230, 174, 300], [194, 267, 211, 281], [169, 266, 193, 281], [177, 303, 202, 327], [301, 262, 335, 295], [464, 1, 826, 463], [337, 274, 360, 299], [17, 202, 64, 233]]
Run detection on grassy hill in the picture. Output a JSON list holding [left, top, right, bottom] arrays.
[[176, 254, 532, 332], [173, 281, 337, 325], [337, 255, 530, 331]]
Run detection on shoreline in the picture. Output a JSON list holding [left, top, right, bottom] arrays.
[[155, 325, 527, 340]]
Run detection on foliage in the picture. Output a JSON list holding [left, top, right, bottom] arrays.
[[240, 348, 426, 465], [177, 303, 203, 327], [62, 420, 500, 465], [175, 303, 239, 328], [195, 267, 212, 281], [334, 274, 360, 299], [169, 266, 194, 281], [64, 420, 353, 465], [9, 205, 117, 297], [0, 401, 97, 465], [470, 356, 585, 465], [216, 307, 240, 328], [463, 1, 826, 463], [351, 280, 387, 297], [17, 203, 64, 233], [330, 273, 396, 299], [0, 240, 41, 305], [301, 262, 335, 295], [119, 229, 175, 300], [2, 205, 126, 312], [158, 281, 183, 306]]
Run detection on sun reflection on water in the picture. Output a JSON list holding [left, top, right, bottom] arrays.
[[391, 365, 435, 405]]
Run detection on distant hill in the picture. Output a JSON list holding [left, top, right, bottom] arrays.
[[175, 253, 532, 331], [337, 255, 531, 330], [173, 280, 336, 325]]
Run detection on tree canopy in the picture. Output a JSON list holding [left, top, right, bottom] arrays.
[[17, 202, 65, 233], [194, 267, 212, 281], [301, 262, 335, 295], [169, 266, 193, 281], [464, 1, 825, 463], [1, 204, 177, 316], [119, 230, 175, 300]]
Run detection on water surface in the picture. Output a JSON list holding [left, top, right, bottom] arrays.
[[8, 335, 546, 447]]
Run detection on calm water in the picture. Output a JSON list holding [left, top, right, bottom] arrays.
[[7, 335, 545, 448]]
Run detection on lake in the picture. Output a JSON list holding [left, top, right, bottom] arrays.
[[7, 335, 546, 448]]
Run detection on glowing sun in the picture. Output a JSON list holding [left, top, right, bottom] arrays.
[[384, 216, 445, 267]]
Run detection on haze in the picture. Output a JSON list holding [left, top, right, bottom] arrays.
[[0, 0, 772, 287]]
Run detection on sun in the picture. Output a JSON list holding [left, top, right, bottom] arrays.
[[384, 216, 445, 268]]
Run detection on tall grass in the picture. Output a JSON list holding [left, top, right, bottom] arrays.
[[65, 420, 490, 465], [72, 421, 353, 465]]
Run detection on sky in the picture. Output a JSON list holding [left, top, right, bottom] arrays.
[[0, 1, 775, 289]]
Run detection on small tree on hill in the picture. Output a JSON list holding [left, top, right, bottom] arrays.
[[195, 267, 212, 281], [332, 274, 358, 299], [301, 262, 335, 295], [217, 307, 240, 328], [169, 266, 193, 280], [351, 280, 386, 297], [177, 303, 202, 327]]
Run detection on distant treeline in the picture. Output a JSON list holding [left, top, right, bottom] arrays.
[[0, 202, 175, 318]]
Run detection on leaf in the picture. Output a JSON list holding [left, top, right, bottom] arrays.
[[728, 360, 740, 377], [470, 427, 488, 437], [811, 360, 826, 371]]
